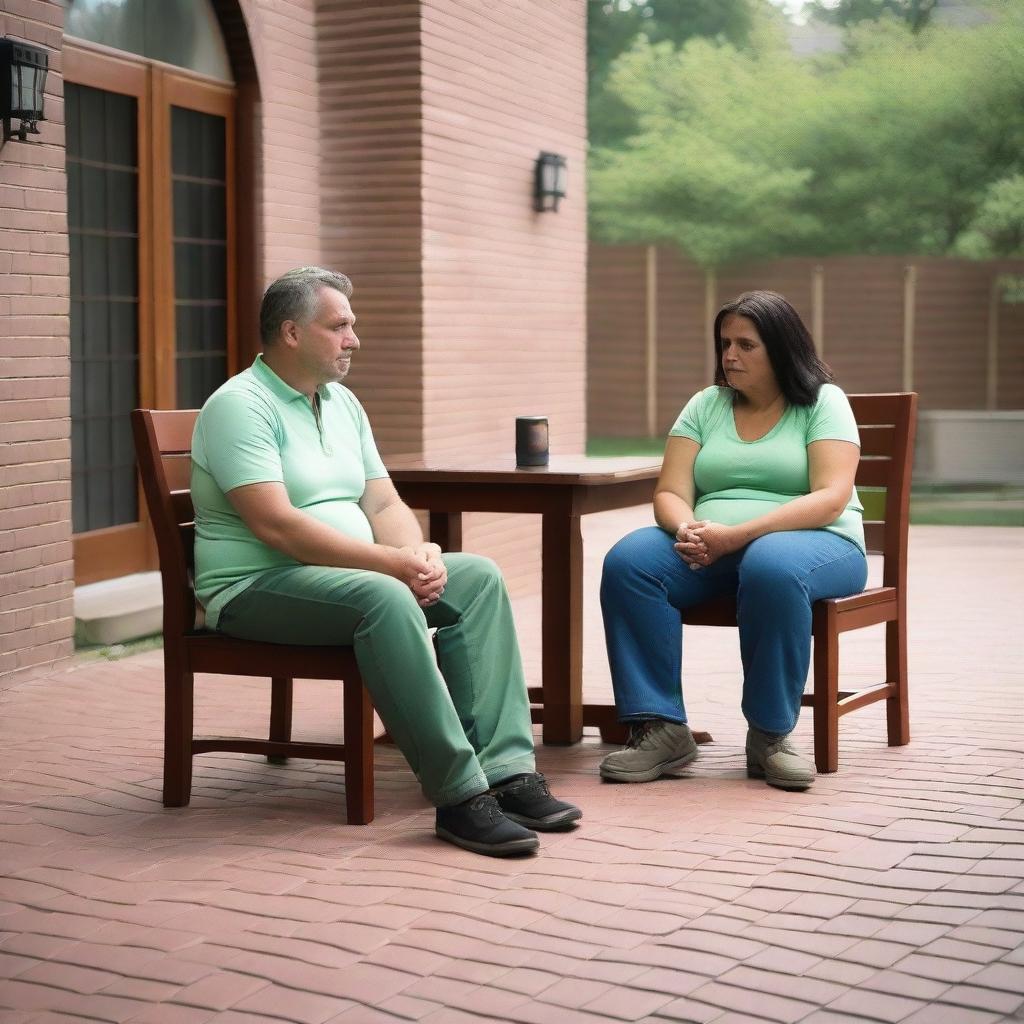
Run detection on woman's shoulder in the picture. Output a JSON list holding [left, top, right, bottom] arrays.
[[691, 385, 733, 409], [799, 382, 859, 441], [792, 382, 848, 418], [814, 382, 850, 407], [671, 385, 731, 439]]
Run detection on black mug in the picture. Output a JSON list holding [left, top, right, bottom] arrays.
[[515, 416, 549, 467]]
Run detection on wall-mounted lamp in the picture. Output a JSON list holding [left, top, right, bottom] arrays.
[[1, 38, 49, 144], [534, 151, 567, 212]]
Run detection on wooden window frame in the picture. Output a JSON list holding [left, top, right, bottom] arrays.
[[65, 42, 238, 584], [154, 70, 238, 409]]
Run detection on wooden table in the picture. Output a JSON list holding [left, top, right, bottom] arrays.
[[389, 456, 662, 745]]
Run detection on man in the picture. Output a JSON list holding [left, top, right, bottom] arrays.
[[190, 266, 581, 856]]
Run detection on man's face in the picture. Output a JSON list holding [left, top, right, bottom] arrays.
[[293, 286, 360, 385]]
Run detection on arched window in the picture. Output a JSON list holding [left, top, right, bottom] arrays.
[[63, 0, 239, 583], [61, 0, 233, 81]]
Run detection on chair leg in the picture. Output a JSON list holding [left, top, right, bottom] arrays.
[[812, 607, 840, 774], [163, 659, 194, 807], [343, 677, 375, 825], [885, 614, 910, 747], [268, 677, 293, 764], [599, 722, 629, 745]]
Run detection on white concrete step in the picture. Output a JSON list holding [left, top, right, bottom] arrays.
[[74, 572, 163, 647]]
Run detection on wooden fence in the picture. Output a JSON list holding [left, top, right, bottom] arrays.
[[588, 247, 1024, 437]]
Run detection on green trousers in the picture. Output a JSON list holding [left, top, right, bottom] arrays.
[[216, 553, 536, 806]]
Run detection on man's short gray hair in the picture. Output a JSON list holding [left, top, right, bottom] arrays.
[[259, 266, 353, 345]]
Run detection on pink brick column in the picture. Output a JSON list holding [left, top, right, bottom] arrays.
[[0, 4, 75, 686]]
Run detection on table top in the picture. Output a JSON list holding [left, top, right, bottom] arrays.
[[386, 455, 663, 487]]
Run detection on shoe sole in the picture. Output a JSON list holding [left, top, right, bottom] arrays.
[[746, 762, 814, 790], [435, 826, 540, 857], [503, 807, 583, 831], [599, 747, 698, 784]]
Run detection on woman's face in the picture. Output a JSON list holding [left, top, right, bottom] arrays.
[[719, 314, 778, 398]]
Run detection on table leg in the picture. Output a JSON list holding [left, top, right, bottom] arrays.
[[429, 511, 463, 552], [541, 511, 584, 744]]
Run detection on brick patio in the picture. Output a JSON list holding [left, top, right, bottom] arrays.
[[2, 514, 1023, 1023]]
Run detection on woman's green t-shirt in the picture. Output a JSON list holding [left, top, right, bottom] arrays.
[[669, 384, 865, 552]]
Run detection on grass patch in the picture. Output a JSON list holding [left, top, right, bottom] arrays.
[[74, 633, 164, 660], [587, 436, 664, 458]]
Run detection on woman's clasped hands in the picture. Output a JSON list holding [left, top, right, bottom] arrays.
[[674, 521, 743, 570]]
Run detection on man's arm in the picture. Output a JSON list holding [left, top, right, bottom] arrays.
[[226, 480, 444, 604], [358, 477, 426, 548], [360, 477, 448, 599]]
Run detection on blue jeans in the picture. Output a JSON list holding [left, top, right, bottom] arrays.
[[600, 527, 868, 735]]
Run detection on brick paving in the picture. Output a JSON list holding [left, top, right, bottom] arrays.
[[2, 517, 1023, 1024]]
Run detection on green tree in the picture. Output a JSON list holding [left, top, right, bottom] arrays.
[[954, 175, 1024, 259], [588, 0, 754, 149], [589, 25, 822, 267], [588, 2, 1024, 267], [805, 0, 937, 32]]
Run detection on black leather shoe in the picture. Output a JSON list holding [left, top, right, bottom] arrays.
[[435, 793, 539, 857], [491, 773, 582, 831]]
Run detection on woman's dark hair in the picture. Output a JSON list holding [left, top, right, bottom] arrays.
[[713, 290, 833, 406]]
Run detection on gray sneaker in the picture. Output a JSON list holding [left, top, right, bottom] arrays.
[[600, 720, 699, 783], [746, 727, 815, 790]]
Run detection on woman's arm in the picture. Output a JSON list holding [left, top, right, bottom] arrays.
[[653, 436, 701, 535], [691, 439, 860, 564]]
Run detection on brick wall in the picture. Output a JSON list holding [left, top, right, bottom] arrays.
[[315, 0, 425, 456], [236, 0, 322, 363], [0, 4, 75, 685], [316, 0, 589, 599], [419, 0, 588, 594]]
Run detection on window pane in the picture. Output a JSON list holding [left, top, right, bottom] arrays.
[[67, 82, 140, 534], [172, 105, 228, 408], [61, 0, 233, 82]]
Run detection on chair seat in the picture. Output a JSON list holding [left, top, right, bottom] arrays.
[[185, 631, 361, 681], [823, 585, 896, 612], [680, 585, 897, 629], [825, 586, 899, 634]]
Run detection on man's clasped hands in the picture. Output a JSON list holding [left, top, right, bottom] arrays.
[[396, 542, 447, 606]]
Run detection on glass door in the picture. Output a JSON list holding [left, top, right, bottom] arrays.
[[65, 44, 236, 584]]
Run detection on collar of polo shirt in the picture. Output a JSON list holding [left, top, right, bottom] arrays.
[[252, 353, 334, 403]]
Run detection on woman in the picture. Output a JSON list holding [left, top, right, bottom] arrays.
[[599, 290, 867, 790]]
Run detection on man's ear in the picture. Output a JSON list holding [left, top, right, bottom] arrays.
[[280, 319, 301, 349]]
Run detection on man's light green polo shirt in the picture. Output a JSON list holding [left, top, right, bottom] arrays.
[[669, 383, 865, 552], [191, 354, 389, 629]]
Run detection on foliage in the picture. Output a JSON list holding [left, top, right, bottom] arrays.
[[953, 174, 1024, 260], [588, 0, 1024, 268], [804, 0, 937, 31], [588, 0, 754, 149]]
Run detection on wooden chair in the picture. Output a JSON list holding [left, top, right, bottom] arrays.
[[679, 392, 918, 773], [131, 408, 375, 823]]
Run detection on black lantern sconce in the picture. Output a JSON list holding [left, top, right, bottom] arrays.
[[533, 151, 567, 212], [1, 38, 49, 144]]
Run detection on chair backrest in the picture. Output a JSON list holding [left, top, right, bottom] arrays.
[[847, 393, 918, 591], [131, 408, 201, 639]]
